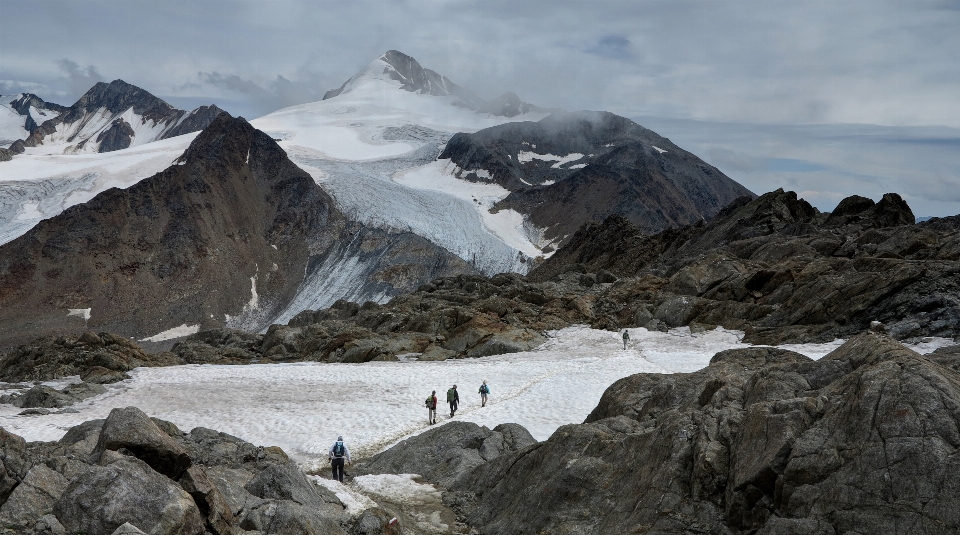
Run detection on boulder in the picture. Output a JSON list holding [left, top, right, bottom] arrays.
[[81, 366, 131, 384], [178, 466, 234, 535], [12, 386, 76, 409], [0, 464, 68, 528], [0, 427, 29, 504], [94, 406, 192, 479], [111, 523, 147, 535], [243, 461, 341, 514], [238, 500, 346, 535], [354, 421, 536, 488], [203, 466, 258, 518], [53, 457, 205, 535]]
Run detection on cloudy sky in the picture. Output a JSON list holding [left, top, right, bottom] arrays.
[[2, 0, 958, 215]]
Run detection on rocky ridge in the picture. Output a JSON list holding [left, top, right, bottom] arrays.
[[4, 189, 955, 373], [440, 110, 755, 244]]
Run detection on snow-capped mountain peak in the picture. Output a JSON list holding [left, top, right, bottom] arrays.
[[322, 50, 548, 117], [6, 80, 224, 155]]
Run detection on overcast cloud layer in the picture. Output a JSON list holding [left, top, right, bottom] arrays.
[[1, 0, 958, 215]]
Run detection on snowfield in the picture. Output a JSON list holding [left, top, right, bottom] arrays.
[[2, 326, 951, 473]]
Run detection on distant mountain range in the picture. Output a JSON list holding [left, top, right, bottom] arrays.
[[0, 50, 757, 348], [1, 80, 222, 154]]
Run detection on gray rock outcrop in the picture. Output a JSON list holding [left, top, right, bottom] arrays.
[[0, 405, 372, 534], [354, 421, 537, 488], [53, 457, 205, 535], [444, 333, 960, 534], [95, 407, 192, 480]]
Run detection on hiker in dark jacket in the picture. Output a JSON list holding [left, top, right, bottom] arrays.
[[328, 435, 351, 483], [447, 385, 459, 417], [479, 380, 489, 407], [622, 329, 630, 350], [425, 390, 438, 424]]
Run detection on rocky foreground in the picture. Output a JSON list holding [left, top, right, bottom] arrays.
[[1, 330, 957, 534], [354, 332, 960, 534]]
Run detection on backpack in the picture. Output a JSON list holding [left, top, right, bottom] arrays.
[[333, 441, 345, 457], [425, 396, 434, 408], [480, 385, 489, 394]]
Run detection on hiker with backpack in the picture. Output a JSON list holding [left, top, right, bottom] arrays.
[[328, 435, 351, 483], [479, 380, 490, 407], [425, 390, 438, 424], [447, 384, 459, 417], [622, 329, 630, 350]]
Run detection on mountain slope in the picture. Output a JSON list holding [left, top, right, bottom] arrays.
[[7, 80, 223, 154], [439, 110, 755, 244], [0, 113, 473, 350], [0, 93, 68, 146]]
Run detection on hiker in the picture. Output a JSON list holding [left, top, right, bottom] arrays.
[[425, 390, 438, 424], [328, 435, 351, 483], [479, 380, 490, 407], [622, 329, 630, 350], [447, 384, 459, 417]]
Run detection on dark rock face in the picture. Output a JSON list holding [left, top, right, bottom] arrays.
[[439, 110, 755, 243], [529, 189, 960, 343], [0, 427, 29, 504], [0, 113, 472, 350], [354, 421, 537, 488], [323, 50, 550, 118], [12, 80, 223, 153], [95, 117, 136, 152], [446, 333, 960, 534]]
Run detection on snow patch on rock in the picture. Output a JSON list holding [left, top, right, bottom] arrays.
[[139, 324, 200, 343]]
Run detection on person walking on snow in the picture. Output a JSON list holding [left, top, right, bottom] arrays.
[[425, 390, 438, 424], [328, 435, 351, 483], [447, 384, 460, 417], [479, 380, 490, 407], [622, 329, 630, 350]]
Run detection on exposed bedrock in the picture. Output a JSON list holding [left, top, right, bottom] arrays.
[[438, 333, 960, 534]]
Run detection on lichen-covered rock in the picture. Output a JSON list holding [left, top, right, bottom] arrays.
[[94, 406, 192, 479], [0, 464, 67, 528], [53, 457, 205, 535], [0, 426, 29, 505]]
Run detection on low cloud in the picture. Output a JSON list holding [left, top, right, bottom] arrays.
[[56, 59, 105, 97], [585, 35, 633, 60], [197, 70, 329, 116]]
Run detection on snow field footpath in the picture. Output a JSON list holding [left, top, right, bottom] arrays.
[[0, 327, 952, 473]]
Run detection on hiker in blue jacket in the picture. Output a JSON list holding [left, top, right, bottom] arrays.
[[479, 380, 490, 407], [328, 435, 351, 482]]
